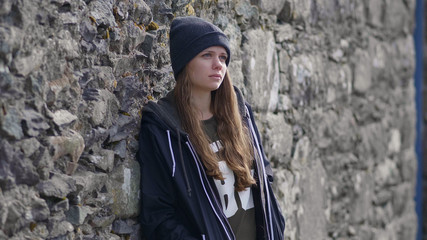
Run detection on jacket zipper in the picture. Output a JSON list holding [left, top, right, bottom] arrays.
[[185, 139, 235, 240], [245, 107, 274, 240]]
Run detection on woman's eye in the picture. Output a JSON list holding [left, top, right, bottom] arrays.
[[219, 55, 227, 61]]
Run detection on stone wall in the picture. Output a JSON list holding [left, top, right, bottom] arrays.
[[0, 0, 418, 239]]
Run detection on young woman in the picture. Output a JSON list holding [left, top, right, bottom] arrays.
[[137, 16, 285, 240]]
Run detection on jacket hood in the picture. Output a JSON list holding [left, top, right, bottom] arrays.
[[141, 86, 248, 133], [141, 90, 183, 133]]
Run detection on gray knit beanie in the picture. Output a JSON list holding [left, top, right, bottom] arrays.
[[169, 16, 231, 79]]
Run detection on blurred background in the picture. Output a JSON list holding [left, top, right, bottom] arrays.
[[0, 0, 425, 239]]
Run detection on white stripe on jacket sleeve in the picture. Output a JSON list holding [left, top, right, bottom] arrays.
[[166, 130, 176, 177]]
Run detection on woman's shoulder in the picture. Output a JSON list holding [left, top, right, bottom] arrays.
[[140, 91, 182, 132]]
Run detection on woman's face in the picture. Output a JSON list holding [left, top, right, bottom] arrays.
[[187, 46, 228, 95]]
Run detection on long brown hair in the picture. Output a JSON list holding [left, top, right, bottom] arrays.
[[174, 68, 256, 191]]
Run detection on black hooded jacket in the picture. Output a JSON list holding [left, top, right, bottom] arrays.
[[136, 87, 285, 240]]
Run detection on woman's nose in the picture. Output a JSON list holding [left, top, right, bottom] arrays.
[[212, 57, 223, 70]]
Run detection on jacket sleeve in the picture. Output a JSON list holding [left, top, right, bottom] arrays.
[[137, 123, 198, 240], [245, 104, 274, 183]]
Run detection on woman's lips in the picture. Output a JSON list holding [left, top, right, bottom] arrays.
[[209, 74, 222, 79]]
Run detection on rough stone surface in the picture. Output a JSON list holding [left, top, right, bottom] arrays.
[[106, 160, 141, 218], [0, 0, 419, 239], [242, 29, 280, 111], [37, 173, 77, 198]]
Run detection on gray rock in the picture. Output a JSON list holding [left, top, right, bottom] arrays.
[[121, 21, 147, 54], [114, 1, 130, 21], [251, 0, 287, 15], [46, 129, 85, 175], [0, 26, 23, 63], [10, 155, 39, 186], [0, 0, 12, 15], [37, 174, 77, 198], [80, 19, 98, 42], [288, 54, 317, 106], [373, 190, 392, 206], [366, 0, 384, 28], [51, 199, 70, 212], [59, 12, 78, 25], [391, 183, 412, 216], [298, 160, 328, 239], [242, 29, 280, 111], [34, 147, 54, 180], [106, 160, 140, 218], [310, 0, 340, 24], [291, 136, 310, 169], [48, 220, 74, 239], [83, 127, 109, 149], [0, 152, 16, 190], [278, 50, 290, 90], [387, 129, 401, 155], [277, 1, 292, 22], [329, 48, 344, 63], [90, 215, 115, 228], [292, 0, 311, 23], [139, 32, 156, 58], [11, 48, 45, 77], [66, 205, 93, 225], [72, 170, 108, 199], [108, 114, 134, 142], [384, 0, 411, 34], [0, 230, 6, 240], [374, 158, 400, 187], [80, 39, 96, 52], [235, 1, 259, 20], [400, 149, 417, 182], [222, 21, 244, 88], [21, 109, 50, 137], [2, 185, 49, 236], [87, 89, 119, 129], [356, 123, 388, 163], [112, 219, 133, 234], [275, 23, 295, 43], [0, 107, 24, 140], [96, 149, 114, 172], [132, 0, 152, 26], [79, 66, 116, 90], [261, 112, 293, 164], [26, 74, 45, 97], [84, 191, 114, 208], [56, 30, 80, 59], [0, 62, 12, 84], [7, 226, 47, 240], [0, 140, 39, 187], [351, 172, 374, 223], [89, 0, 117, 28], [277, 94, 292, 111], [113, 139, 127, 159], [0, 191, 7, 228], [352, 49, 372, 93], [113, 74, 147, 115], [52, 109, 78, 127]]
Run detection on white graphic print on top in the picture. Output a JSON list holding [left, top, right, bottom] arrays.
[[210, 140, 254, 218], [213, 161, 255, 218]]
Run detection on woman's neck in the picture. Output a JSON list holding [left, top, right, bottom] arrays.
[[191, 91, 213, 120]]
